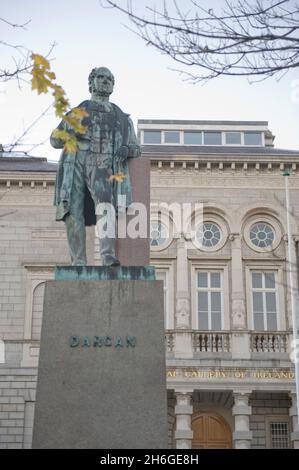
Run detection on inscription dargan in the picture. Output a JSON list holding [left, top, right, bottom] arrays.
[[69, 335, 137, 348]]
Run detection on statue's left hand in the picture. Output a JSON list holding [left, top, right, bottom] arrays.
[[116, 145, 129, 162]]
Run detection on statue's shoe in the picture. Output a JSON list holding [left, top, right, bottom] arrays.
[[102, 255, 120, 267]]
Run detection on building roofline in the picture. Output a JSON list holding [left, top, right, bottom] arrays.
[[138, 119, 269, 126]]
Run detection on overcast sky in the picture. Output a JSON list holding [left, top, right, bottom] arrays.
[[1, 0, 299, 161]]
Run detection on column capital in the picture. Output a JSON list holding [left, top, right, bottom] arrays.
[[175, 391, 193, 410], [232, 392, 252, 416], [232, 391, 252, 401]]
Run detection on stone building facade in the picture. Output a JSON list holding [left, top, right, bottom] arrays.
[[0, 119, 299, 449]]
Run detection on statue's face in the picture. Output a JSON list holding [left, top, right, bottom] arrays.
[[91, 68, 114, 97]]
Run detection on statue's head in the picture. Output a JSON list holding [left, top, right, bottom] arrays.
[[88, 67, 115, 97]]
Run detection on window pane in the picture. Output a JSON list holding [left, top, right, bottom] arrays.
[[164, 131, 180, 143], [204, 132, 222, 145], [143, 131, 161, 144], [266, 292, 277, 312], [184, 132, 202, 145], [254, 312, 264, 330], [210, 272, 221, 288], [252, 272, 263, 288], [265, 272, 275, 289], [226, 132, 241, 145], [211, 292, 221, 312], [198, 311, 209, 330], [267, 312, 277, 330], [253, 292, 263, 312], [198, 272, 208, 288], [244, 132, 262, 145], [198, 292, 208, 311], [211, 312, 221, 330]]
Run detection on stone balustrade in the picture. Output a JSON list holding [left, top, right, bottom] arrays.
[[250, 332, 289, 353], [165, 330, 290, 356]]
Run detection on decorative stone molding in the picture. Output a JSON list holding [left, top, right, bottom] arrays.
[[232, 299, 246, 330], [175, 297, 190, 329]]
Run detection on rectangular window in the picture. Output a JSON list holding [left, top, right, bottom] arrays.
[[203, 132, 222, 145], [143, 130, 161, 144], [156, 269, 169, 328], [225, 132, 241, 145], [244, 132, 262, 145], [251, 271, 278, 330], [270, 422, 289, 448], [197, 271, 223, 330], [164, 131, 180, 144], [184, 131, 202, 145]]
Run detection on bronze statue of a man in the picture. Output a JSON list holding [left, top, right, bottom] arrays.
[[50, 67, 141, 266]]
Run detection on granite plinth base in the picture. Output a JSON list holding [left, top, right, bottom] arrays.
[[33, 277, 168, 449]]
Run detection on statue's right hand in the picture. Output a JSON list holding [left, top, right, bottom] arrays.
[[116, 145, 129, 162]]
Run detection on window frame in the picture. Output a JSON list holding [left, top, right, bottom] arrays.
[[142, 130, 162, 144], [225, 131, 242, 145], [191, 216, 228, 252], [245, 263, 286, 331], [141, 129, 265, 146], [244, 131, 263, 146], [196, 270, 224, 330], [183, 131, 203, 145], [250, 270, 279, 331], [163, 130, 181, 144], [243, 216, 282, 253], [203, 131, 222, 146], [265, 416, 291, 449], [191, 262, 230, 330]]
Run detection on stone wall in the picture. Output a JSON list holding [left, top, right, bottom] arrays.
[[250, 392, 291, 449]]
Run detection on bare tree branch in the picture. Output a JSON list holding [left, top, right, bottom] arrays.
[[0, 17, 31, 29], [103, 0, 299, 83], [0, 17, 55, 84], [3, 104, 52, 156]]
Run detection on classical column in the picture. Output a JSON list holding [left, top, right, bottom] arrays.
[[232, 392, 253, 449], [174, 392, 193, 449], [174, 236, 193, 358], [230, 234, 250, 359], [289, 392, 299, 449]]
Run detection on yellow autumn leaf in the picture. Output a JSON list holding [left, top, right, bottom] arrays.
[[52, 129, 70, 141], [71, 107, 89, 119], [31, 75, 51, 94], [31, 53, 50, 69], [44, 70, 56, 81], [64, 114, 87, 134], [54, 97, 70, 117], [64, 138, 77, 153], [52, 85, 65, 100], [108, 173, 127, 183]]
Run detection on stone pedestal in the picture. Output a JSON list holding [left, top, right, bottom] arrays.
[[33, 269, 168, 449]]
